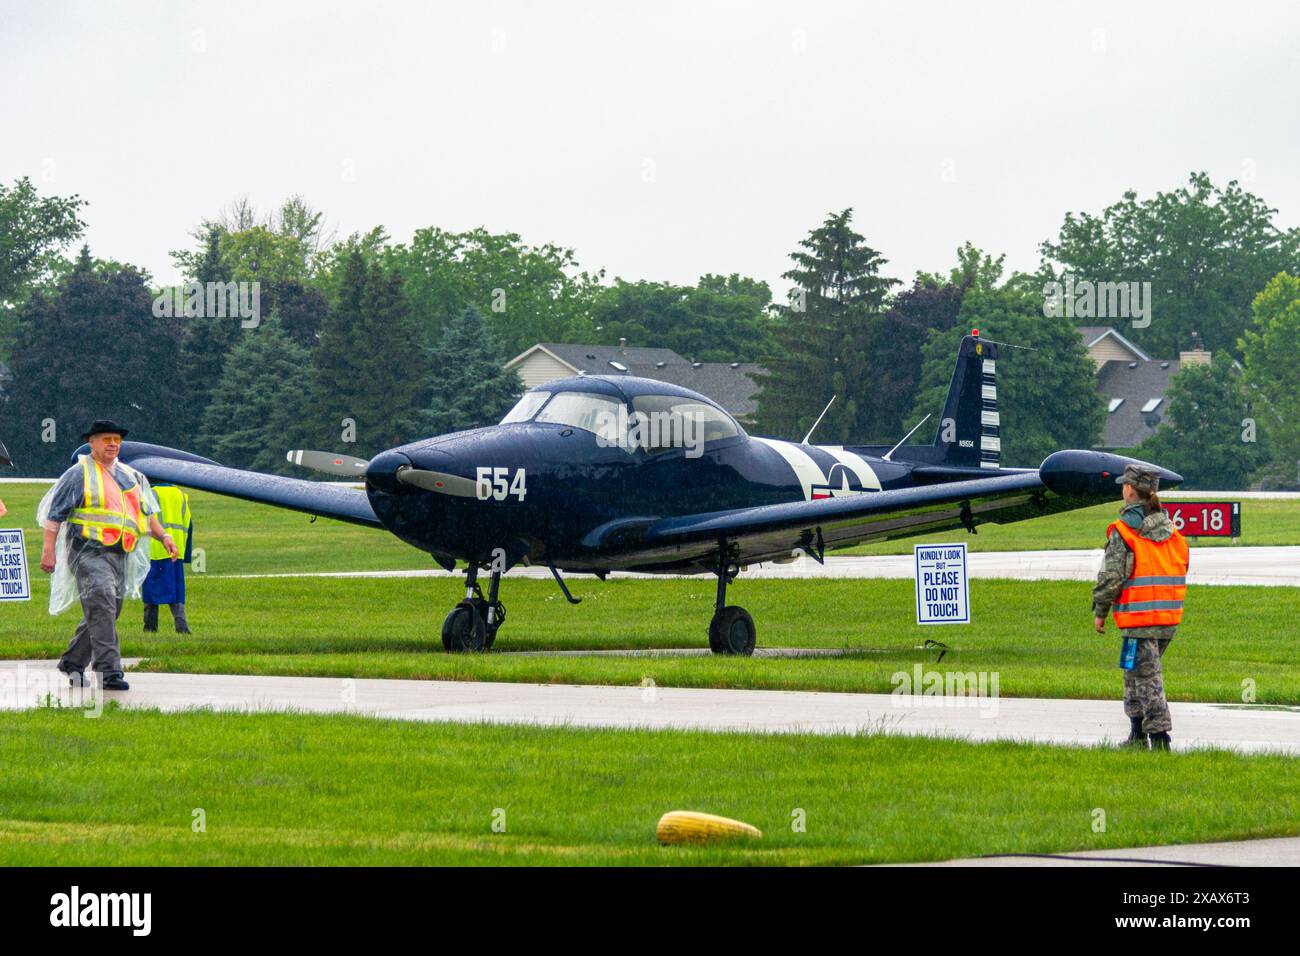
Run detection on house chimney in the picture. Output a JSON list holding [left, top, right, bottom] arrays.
[[1180, 331, 1211, 367]]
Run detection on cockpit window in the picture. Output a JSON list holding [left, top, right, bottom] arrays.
[[630, 395, 740, 451], [534, 391, 625, 440], [499, 391, 550, 424]]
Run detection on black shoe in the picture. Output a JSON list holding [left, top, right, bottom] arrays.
[[175, 626, 191, 635], [1123, 716, 1148, 748], [1149, 731, 1171, 751], [102, 675, 130, 691], [142, 625, 158, 633], [60, 667, 89, 688]]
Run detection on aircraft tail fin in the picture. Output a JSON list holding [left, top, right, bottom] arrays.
[[932, 332, 1000, 469], [846, 332, 1003, 471]]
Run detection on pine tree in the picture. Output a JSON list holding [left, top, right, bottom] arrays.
[[5, 247, 181, 475], [310, 250, 426, 453], [175, 228, 241, 452], [753, 209, 898, 442], [197, 319, 313, 474], [407, 307, 523, 437]]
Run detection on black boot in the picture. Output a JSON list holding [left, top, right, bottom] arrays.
[[1149, 731, 1171, 751], [1124, 716, 1148, 748]]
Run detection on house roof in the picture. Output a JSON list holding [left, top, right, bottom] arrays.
[[507, 343, 684, 374], [1094, 359, 1180, 449], [1076, 326, 1152, 362], [641, 362, 763, 417], [507, 343, 762, 418]]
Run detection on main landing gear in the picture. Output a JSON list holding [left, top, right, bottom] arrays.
[[442, 565, 506, 653], [709, 542, 755, 656]]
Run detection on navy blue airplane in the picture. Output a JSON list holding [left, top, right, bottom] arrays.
[[95, 333, 1181, 655]]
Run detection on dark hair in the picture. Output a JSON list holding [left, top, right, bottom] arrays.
[[1134, 485, 1162, 516]]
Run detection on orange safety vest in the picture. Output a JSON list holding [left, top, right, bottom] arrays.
[[1106, 519, 1189, 628], [67, 455, 147, 552]]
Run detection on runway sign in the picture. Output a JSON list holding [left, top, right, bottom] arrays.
[[1165, 501, 1240, 538], [914, 543, 968, 625], [0, 529, 31, 602]]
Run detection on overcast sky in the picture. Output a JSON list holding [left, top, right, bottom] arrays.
[[3, 0, 1298, 299]]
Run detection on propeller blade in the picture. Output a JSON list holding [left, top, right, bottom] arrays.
[[396, 466, 478, 497], [285, 449, 369, 477]]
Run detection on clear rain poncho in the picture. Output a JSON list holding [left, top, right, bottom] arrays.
[[36, 459, 159, 615]]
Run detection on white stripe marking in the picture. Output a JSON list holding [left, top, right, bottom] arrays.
[[819, 446, 883, 491], [753, 437, 829, 501]]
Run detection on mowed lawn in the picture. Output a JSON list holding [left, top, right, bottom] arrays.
[[2, 708, 1298, 866]]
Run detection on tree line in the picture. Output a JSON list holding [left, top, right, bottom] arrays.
[[1, 173, 1297, 487]]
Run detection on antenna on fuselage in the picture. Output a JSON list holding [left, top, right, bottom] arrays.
[[801, 396, 837, 445], [882, 414, 932, 462]]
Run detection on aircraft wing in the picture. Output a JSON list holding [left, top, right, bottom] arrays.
[[96, 441, 382, 528], [591, 450, 1179, 573], [628, 471, 1050, 569]]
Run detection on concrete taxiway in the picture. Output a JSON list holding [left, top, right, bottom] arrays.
[[912, 835, 1300, 866], [215, 545, 1300, 587], [3, 659, 1296, 756]]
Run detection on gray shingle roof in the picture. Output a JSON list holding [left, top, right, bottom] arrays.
[[536, 343, 683, 372], [634, 362, 763, 418], [1095, 359, 1180, 449], [525, 344, 763, 419]]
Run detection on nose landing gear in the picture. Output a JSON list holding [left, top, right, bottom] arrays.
[[708, 541, 755, 656], [442, 565, 506, 652]]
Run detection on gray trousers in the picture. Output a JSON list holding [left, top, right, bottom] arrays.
[[58, 541, 126, 679], [143, 602, 189, 632], [1123, 637, 1173, 734]]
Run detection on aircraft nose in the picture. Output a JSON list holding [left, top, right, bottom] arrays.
[[365, 449, 412, 494]]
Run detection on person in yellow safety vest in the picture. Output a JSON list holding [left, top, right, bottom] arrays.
[[40, 421, 179, 691], [142, 483, 193, 633], [1091, 464, 1190, 751]]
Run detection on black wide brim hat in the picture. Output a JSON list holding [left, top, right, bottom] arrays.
[[81, 420, 130, 441]]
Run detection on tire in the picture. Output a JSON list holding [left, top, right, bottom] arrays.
[[708, 606, 756, 656], [442, 602, 487, 652]]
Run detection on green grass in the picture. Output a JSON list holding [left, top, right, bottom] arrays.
[[2, 708, 1297, 866], [5, 574, 1297, 703], [2, 484, 1296, 575]]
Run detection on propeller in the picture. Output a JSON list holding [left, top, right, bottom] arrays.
[[286, 447, 478, 497], [285, 449, 368, 477], [395, 466, 478, 497]]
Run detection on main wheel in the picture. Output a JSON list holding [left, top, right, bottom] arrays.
[[708, 606, 756, 656], [442, 602, 487, 652]]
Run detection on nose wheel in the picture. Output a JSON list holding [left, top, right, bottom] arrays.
[[708, 543, 755, 656], [442, 567, 506, 652]]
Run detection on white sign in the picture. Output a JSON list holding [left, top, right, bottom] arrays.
[[914, 543, 968, 625], [0, 529, 31, 602]]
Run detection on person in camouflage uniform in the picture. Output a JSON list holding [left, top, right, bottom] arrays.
[[1092, 465, 1185, 751]]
